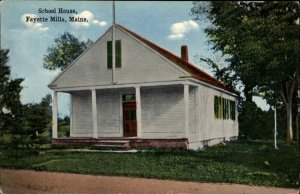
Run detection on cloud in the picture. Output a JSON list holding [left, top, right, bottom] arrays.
[[167, 20, 199, 40], [20, 13, 49, 32], [71, 10, 107, 28], [92, 20, 107, 26], [167, 34, 184, 40]]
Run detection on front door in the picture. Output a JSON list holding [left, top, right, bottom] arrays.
[[123, 101, 137, 137]]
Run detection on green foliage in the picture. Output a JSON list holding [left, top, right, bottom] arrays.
[[43, 32, 93, 71], [1, 96, 50, 148], [238, 102, 285, 140], [0, 49, 51, 148], [58, 117, 70, 137], [0, 141, 298, 188], [0, 48, 24, 143], [191, 2, 299, 141], [40, 94, 52, 119], [8, 100, 50, 148], [192, 2, 298, 101]]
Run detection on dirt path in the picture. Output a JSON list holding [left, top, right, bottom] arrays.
[[0, 169, 298, 194]]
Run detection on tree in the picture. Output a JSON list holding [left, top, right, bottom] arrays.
[[8, 98, 49, 148], [191, 1, 299, 143], [0, 49, 24, 143], [238, 101, 285, 140], [0, 49, 49, 148], [40, 93, 52, 120], [43, 32, 93, 71], [22, 102, 49, 145]]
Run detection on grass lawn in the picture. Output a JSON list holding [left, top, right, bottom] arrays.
[[0, 140, 298, 188]]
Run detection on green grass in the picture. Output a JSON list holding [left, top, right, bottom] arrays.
[[0, 140, 298, 188]]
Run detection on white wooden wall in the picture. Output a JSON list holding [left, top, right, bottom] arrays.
[[96, 89, 122, 137], [71, 91, 93, 136], [141, 86, 185, 138], [51, 27, 187, 89], [189, 86, 197, 134], [188, 83, 239, 150], [70, 84, 238, 150]]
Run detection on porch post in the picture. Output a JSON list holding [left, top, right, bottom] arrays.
[[70, 94, 73, 136], [92, 89, 98, 138], [52, 90, 58, 138], [184, 84, 189, 138], [135, 86, 142, 138]]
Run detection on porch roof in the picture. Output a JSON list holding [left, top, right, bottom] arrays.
[[50, 80, 187, 92]]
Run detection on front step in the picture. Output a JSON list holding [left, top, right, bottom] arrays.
[[91, 140, 130, 150]]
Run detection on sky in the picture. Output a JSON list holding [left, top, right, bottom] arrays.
[[1, 0, 269, 117]]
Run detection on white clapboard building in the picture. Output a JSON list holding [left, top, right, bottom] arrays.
[[49, 24, 239, 150]]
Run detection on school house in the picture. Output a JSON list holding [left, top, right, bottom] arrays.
[[49, 24, 239, 150]]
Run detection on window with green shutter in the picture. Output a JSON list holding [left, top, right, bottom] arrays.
[[107, 40, 122, 69], [214, 96, 236, 120]]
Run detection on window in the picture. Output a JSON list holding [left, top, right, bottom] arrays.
[[122, 94, 136, 102], [214, 96, 236, 120], [107, 40, 122, 69]]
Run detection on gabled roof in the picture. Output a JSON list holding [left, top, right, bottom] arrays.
[[117, 24, 236, 94]]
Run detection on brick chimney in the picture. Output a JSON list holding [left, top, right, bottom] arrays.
[[181, 45, 188, 61]]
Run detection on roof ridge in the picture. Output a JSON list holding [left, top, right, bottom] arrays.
[[116, 24, 235, 94]]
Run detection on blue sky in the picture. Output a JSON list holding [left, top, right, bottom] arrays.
[[1, 0, 269, 117]]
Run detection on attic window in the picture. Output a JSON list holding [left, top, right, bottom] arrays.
[[107, 40, 122, 69]]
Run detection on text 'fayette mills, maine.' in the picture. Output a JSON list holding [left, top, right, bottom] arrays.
[[26, 8, 88, 23]]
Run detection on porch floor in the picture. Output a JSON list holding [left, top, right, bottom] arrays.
[[52, 137, 188, 149]]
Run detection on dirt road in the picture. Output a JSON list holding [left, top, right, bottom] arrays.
[[0, 169, 298, 194]]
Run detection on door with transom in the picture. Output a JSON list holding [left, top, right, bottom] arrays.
[[123, 94, 137, 137]]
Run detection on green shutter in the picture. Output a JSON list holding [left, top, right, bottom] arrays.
[[107, 40, 121, 69], [214, 96, 218, 118], [107, 41, 112, 69], [230, 101, 232, 120], [116, 40, 122, 68], [225, 99, 227, 119], [226, 99, 229, 119], [232, 101, 236, 120], [218, 97, 222, 119], [229, 100, 235, 120], [228, 100, 230, 119]]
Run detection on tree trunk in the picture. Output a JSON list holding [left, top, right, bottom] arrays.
[[296, 112, 299, 143], [281, 78, 296, 144], [286, 103, 293, 143]]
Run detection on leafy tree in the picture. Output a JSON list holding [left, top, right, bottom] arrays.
[[9, 99, 49, 148], [24, 103, 49, 144], [40, 93, 52, 119], [43, 32, 93, 71], [0, 49, 24, 142], [191, 1, 299, 143], [238, 101, 285, 140], [0, 49, 49, 148]]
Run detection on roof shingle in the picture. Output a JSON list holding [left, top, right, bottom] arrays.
[[117, 24, 236, 94]]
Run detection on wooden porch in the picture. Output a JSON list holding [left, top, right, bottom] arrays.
[[52, 137, 188, 149]]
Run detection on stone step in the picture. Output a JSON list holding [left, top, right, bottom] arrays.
[[92, 140, 131, 150], [97, 140, 130, 143], [96, 140, 130, 145], [93, 144, 128, 148]]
